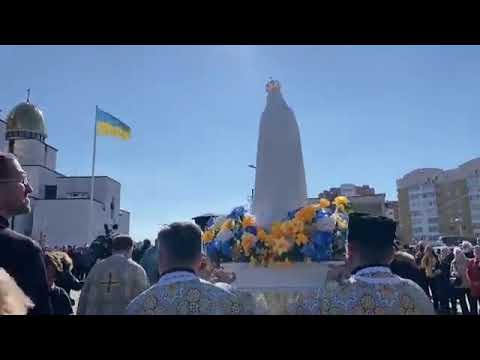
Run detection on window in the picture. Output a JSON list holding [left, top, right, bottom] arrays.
[[413, 227, 423, 234], [45, 185, 57, 200], [66, 192, 89, 199], [428, 217, 439, 224], [428, 226, 438, 233]]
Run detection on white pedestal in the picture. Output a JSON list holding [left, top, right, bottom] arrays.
[[222, 261, 344, 314]]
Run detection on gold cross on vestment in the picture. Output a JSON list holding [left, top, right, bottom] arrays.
[[99, 272, 120, 293]]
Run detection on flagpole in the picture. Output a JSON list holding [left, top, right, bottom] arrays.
[[89, 106, 98, 244]]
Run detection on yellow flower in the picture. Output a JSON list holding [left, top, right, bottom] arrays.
[[291, 219, 304, 233], [281, 221, 297, 238], [271, 223, 283, 238], [303, 224, 313, 237], [272, 236, 292, 256], [257, 228, 267, 242], [295, 233, 309, 246], [202, 230, 214, 243], [221, 219, 234, 232], [242, 215, 256, 228], [334, 196, 349, 208], [319, 198, 331, 208], [241, 233, 256, 255], [264, 235, 274, 248], [295, 206, 316, 224]]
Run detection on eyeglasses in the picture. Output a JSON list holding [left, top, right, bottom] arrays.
[[0, 175, 29, 186]]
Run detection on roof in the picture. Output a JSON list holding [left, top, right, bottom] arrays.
[[35, 197, 104, 205], [347, 193, 386, 201], [5, 102, 47, 140], [22, 164, 65, 177], [57, 176, 121, 186]]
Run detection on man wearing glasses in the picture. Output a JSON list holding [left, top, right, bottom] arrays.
[[0, 152, 52, 315]]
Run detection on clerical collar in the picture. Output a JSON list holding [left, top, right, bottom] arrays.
[[0, 216, 9, 229], [159, 267, 196, 279], [351, 264, 391, 276], [157, 268, 198, 287]]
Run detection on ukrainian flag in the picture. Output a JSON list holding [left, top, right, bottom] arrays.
[[95, 107, 131, 140]]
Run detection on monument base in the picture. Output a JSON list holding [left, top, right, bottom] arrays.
[[222, 261, 344, 314]]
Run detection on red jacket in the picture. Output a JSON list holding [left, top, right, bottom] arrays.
[[467, 259, 480, 298]]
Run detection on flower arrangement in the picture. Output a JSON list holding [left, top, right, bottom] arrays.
[[202, 196, 351, 266]]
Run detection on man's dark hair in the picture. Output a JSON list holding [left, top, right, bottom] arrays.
[[348, 212, 396, 263], [158, 222, 201, 263], [111, 235, 134, 252]]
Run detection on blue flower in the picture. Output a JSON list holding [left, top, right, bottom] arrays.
[[206, 217, 215, 228], [287, 207, 302, 220], [206, 241, 219, 259], [227, 206, 247, 220], [234, 227, 244, 240], [301, 243, 317, 258], [220, 239, 233, 259], [312, 231, 333, 247], [315, 209, 330, 220], [244, 226, 257, 236], [309, 231, 333, 261]]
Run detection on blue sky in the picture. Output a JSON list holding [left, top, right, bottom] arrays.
[[1, 45, 479, 241]]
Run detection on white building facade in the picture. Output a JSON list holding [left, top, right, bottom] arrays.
[[0, 101, 130, 247]]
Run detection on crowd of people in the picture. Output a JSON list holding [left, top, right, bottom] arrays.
[[391, 240, 480, 315], [1, 152, 480, 315]]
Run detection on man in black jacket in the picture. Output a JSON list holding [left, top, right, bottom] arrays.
[[0, 153, 52, 315]]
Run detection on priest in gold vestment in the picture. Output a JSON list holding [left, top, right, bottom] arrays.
[[127, 222, 248, 315], [77, 235, 149, 315], [295, 213, 434, 315]]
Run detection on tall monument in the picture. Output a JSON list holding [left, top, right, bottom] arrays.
[[253, 79, 307, 228]]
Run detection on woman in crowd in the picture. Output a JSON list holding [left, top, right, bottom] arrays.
[[0, 268, 34, 315], [52, 251, 84, 305], [44, 253, 74, 315], [421, 244, 440, 311], [450, 247, 470, 315], [462, 241, 475, 259], [436, 247, 453, 314], [415, 243, 429, 294], [466, 245, 480, 315]]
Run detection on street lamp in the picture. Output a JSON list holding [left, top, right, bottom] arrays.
[[247, 165, 256, 212]]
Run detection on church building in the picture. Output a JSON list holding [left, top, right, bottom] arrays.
[[0, 97, 130, 247]]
